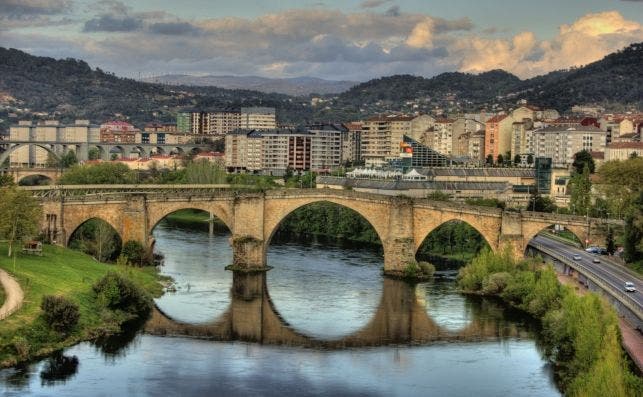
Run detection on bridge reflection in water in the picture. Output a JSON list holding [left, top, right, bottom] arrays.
[[145, 272, 532, 348]]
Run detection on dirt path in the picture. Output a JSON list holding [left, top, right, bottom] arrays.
[[0, 269, 23, 320]]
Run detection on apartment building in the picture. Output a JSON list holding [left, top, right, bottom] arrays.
[[341, 122, 362, 164], [360, 114, 431, 167], [225, 126, 342, 175], [468, 130, 486, 163], [99, 120, 139, 143], [532, 125, 606, 168], [452, 118, 484, 157], [511, 119, 535, 157], [484, 114, 513, 160], [240, 107, 277, 130], [604, 142, 643, 161]]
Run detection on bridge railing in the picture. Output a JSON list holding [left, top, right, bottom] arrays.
[[530, 241, 642, 322]]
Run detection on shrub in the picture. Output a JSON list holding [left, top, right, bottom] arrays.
[[12, 336, 30, 360], [93, 272, 152, 315], [482, 272, 512, 294], [418, 261, 436, 277], [122, 240, 148, 266], [41, 295, 80, 334], [403, 262, 420, 278]]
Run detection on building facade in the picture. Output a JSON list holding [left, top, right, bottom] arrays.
[[532, 125, 606, 168]]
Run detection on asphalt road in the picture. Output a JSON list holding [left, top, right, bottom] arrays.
[[530, 235, 643, 311]]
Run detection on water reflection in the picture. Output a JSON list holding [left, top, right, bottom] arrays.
[[39, 353, 79, 386], [146, 272, 535, 347]]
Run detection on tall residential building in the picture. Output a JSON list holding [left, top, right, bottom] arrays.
[[360, 114, 429, 167], [532, 125, 606, 168], [99, 120, 139, 143], [211, 110, 242, 135], [484, 114, 513, 161], [511, 119, 535, 157], [341, 122, 362, 164], [240, 107, 276, 130], [468, 130, 486, 163], [225, 126, 342, 175], [452, 118, 484, 157], [176, 112, 191, 133]]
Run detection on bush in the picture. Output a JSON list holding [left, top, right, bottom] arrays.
[[122, 240, 148, 266], [418, 261, 436, 277], [93, 272, 152, 315], [403, 262, 421, 278], [482, 272, 512, 294], [41, 295, 80, 334], [11, 336, 30, 360]]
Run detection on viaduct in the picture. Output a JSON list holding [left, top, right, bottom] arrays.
[[30, 185, 617, 277]]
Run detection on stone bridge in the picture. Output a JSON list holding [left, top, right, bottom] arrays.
[[0, 167, 62, 185], [145, 272, 529, 347], [29, 185, 619, 276]]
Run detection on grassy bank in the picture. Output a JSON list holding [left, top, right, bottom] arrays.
[[0, 243, 163, 367], [458, 249, 642, 396]]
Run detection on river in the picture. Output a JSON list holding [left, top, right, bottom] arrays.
[[0, 219, 560, 396]]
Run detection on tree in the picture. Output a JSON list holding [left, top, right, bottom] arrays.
[[496, 154, 504, 166], [605, 227, 616, 255], [572, 150, 595, 174], [59, 163, 135, 184], [569, 164, 591, 216], [527, 194, 557, 213], [527, 154, 534, 165], [41, 295, 80, 334], [88, 147, 101, 160], [622, 196, 642, 263], [60, 151, 78, 168], [514, 154, 521, 166], [0, 174, 14, 187], [0, 187, 42, 257], [596, 157, 642, 219], [486, 154, 494, 165], [122, 240, 147, 266]]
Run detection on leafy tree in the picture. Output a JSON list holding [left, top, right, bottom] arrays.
[[0, 174, 14, 187], [183, 159, 227, 184], [623, 207, 642, 263], [527, 194, 557, 213], [465, 198, 505, 209], [88, 147, 101, 160], [526, 154, 534, 165], [427, 190, 451, 201], [0, 187, 42, 257], [59, 163, 135, 184], [122, 240, 148, 266], [496, 154, 504, 166], [572, 150, 595, 174], [569, 164, 591, 216], [60, 151, 78, 168], [596, 157, 642, 219], [41, 295, 80, 334], [605, 227, 616, 255], [93, 272, 152, 315], [513, 154, 521, 166], [486, 154, 494, 165]]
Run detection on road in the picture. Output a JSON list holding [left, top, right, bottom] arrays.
[[530, 235, 643, 312], [0, 269, 24, 320]]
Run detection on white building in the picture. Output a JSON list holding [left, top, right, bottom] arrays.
[[532, 125, 606, 168]]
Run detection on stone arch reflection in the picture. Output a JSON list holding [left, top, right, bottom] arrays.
[[151, 208, 233, 325], [146, 272, 531, 347]]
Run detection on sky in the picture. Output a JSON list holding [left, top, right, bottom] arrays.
[[0, 0, 642, 81]]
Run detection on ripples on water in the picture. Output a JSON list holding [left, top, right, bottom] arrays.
[[0, 221, 560, 396]]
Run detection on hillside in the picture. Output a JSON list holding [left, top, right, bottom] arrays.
[[143, 74, 357, 96], [317, 42, 643, 119], [0, 47, 312, 130]]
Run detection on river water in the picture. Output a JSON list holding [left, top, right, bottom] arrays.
[[0, 220, 560, 396]]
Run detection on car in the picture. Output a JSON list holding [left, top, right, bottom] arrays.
[[624, 282, 636, 293], [592, 257, 600, 263], [573, 254, 582, 261], [585, 246, 598, 253]]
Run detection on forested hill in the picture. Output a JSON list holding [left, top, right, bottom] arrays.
[[327, 42, 643, 116], [0, 47, 311, 127]]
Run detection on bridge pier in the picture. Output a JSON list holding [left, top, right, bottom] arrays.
[[228, 194, 270, 271], [382, 197, 417, 277]]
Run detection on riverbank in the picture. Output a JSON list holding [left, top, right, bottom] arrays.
[[0, 243, 164, 367], [458, 249, 642, 396]]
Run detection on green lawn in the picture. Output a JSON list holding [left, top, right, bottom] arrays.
[[0, 243, 163, 366]]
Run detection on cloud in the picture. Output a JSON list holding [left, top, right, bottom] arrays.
[[148, 21, 202, 36], [0, 0, 72, 16], [83, 15, 143, 32], [452, 11, 643, 78], [359, 0, 391, 8], [384, 5, 400, 17]]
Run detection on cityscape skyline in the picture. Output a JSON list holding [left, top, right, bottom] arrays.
[[0, 0, 642, 81]]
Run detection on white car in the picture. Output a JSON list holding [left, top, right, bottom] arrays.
[[573, 254, 582, 261], [624, 282, 636, 293], [592, 257, 600, 263]]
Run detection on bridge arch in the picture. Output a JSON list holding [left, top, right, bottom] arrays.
[[414, 219, 490, 265], [413, 207, 502, 254], [67, 217, 123, 261], [263, 197, 388, 250], [65, 212, 123, 247], [0, 143, 60, 166], [17, 174, 54, 186], [522, 222, 586, 252], [147, 201, 234, 235]]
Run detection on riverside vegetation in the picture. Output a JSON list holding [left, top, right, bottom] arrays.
[[458, 248, 642, 396], [0, 243, 163, 367]]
